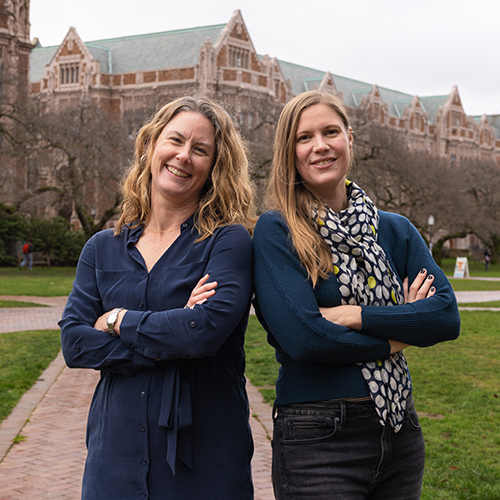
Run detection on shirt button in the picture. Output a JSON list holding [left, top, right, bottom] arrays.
[[140, 391, 146, 398], [190, 321, 196, 328], [130, 344, 135, 349], [140, 426, 146, 432], [182, 223, 188, 228], [139, 302, 144, 308], [75, 346, 81, 352], [142, 459, 148, 465]]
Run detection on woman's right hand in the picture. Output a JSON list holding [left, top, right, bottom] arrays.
[[390, 269, 436, 353], [184, 274, 217, 309]]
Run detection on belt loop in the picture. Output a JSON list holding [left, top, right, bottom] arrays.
[[339, 401, 346, 428]]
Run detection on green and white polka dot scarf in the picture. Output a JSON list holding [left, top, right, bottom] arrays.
[[316, 181, 411, 432]]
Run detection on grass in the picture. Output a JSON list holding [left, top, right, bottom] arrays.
[[0, 300, 47, 308], [449, 279, 500, 292], [0, 330, 62, 422], [0, 267, 75, 296], [441, 258, 500, 278], [458, 301, 500, 308], [244, 312, 500, 500], [1, 265, 500, 497]]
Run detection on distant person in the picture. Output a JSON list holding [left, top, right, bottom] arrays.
[[253, 90, 461, 499], [60, 96, 255, 499], [484, 247, 492, 271], [19, 238, 33, 271]]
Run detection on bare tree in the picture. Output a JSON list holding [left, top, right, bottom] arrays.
[[350, 119, 477, 263], [20, 98, 133, 238]]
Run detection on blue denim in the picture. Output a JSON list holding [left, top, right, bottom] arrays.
[[272, 397, 425, 499]]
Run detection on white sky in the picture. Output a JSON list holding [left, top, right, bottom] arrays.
[[29, 0, 500, 116]]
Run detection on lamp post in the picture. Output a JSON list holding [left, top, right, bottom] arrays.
[[428, 215, 435, 253]]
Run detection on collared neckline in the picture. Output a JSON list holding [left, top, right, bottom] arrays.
[[125, 214, 196, 245]]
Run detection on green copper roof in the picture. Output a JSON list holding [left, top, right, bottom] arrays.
[[30, 24, 226, 81]]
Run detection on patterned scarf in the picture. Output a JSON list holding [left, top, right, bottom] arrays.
[[315, 181, 411, 432]]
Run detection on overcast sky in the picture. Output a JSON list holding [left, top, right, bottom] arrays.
[[29, 0, 499, 116]]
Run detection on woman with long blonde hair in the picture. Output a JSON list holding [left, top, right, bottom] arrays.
[[253, 90, 460, 499], [61, 96, 255, 499]]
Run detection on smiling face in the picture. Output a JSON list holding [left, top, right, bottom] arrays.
[[150, 111, 216, 209], [294, 103, 353, 212]]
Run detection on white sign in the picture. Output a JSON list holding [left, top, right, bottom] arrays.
[[453, 257, 470, 278]]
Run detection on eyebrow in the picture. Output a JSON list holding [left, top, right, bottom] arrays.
[[168, 130, 214, 150]]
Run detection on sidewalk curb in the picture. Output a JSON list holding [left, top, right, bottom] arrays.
[[0, 350, 66, 462]]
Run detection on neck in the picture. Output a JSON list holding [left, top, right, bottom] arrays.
[[147, 198, 198, 233]]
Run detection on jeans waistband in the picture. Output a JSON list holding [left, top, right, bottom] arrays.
[[274, 394, 414, 419]]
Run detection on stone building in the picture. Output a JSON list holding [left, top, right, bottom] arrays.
[[2, 7, 499, 249], [0, 0, 33, 200], [29, 9, 500, 169]]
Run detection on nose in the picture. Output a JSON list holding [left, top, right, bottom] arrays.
[[313, 135, 329, 153], [176, 145, 191, 163]]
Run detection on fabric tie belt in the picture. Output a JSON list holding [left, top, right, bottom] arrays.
[[158, 362, 193, 474]]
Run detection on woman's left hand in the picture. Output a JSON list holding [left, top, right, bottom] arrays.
[[404, 268, 436, 303]]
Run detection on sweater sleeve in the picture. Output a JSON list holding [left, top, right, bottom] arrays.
[[119, 225, 253, 361], [253, 211, 391, 365], [360, 213, 461, 346], [59, 234, 156, 375]]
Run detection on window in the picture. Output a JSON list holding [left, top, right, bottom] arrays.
[[60, 63, 80, 85], [228, 46, 249, 69]]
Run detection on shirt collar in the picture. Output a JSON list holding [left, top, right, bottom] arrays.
[[125, 214, 196, 244]]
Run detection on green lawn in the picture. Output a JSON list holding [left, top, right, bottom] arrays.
[[441, 258, 500, 278], [245, 312, 500, 500], [449, 279, 500, 292], [458, 301, 500, 308], [1, 265, 500, 498], [0, 300, 47, 308], [0, 267, 75, 296], [0, 330, 61, 422]]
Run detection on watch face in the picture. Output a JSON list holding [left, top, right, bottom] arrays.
[[107, 311, 117, 330]]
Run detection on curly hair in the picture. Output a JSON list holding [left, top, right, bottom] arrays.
[[115, 95, 255, 238], [268, 90, 354, 286]]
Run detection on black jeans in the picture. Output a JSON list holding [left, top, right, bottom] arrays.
[[272, 397, 425, 499]]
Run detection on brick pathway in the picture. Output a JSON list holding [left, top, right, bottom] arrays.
[[0, 297, 274, 500]]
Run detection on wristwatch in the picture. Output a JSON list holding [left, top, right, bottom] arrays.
[[106, 307, 124, 336]]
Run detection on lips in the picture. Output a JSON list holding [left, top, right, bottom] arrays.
[[312, 157, 336, 166], [166, 164, 190, 178]]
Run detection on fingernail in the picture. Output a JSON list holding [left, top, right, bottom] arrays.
[[420, 268, 426, 274], [427, 274, 434, 280], [430, 287, 435, 292]]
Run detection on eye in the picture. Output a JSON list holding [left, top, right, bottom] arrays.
[[326, 128, 340, 136], [296, 133, 311, 143], [193, 146, 208, 156]]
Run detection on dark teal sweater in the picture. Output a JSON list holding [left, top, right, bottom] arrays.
[[253, 210, 460, 405]]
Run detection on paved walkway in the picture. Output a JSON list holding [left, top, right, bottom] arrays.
[[0, 296, 274, 500], [0, 289, 499, 499]]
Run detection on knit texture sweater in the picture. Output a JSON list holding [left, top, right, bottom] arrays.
[[253, 210, 460, 405]]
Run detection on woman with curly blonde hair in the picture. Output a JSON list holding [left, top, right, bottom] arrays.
[[61, 96, 255, 499]]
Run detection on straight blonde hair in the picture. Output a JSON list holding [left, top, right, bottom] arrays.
[[269, 91, 354, 286], [115, 96, 255, 237]]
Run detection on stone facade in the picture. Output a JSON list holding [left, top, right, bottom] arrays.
[[3, 7, 499, 242], [0, 0, 33, 199], [28, 10, 500, 169]]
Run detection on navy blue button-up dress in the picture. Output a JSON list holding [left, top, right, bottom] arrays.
[[59, 217, 254, 499]]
